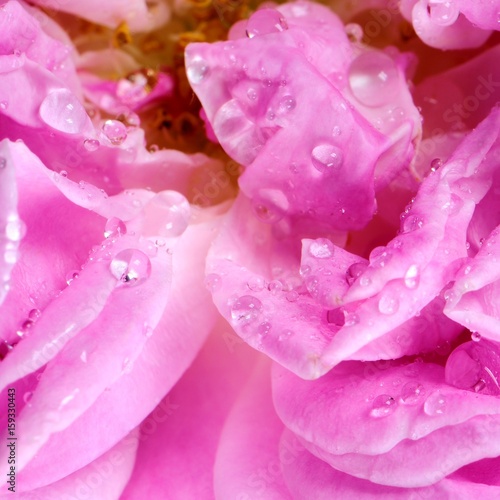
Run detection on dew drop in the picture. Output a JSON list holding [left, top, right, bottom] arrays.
[[204, 273, 221, 292], [359, 276, 371, 287], [0, 100, 8, 111], [430, 158, 443, 171], [378, 294, 399, 315], [5, 219, 26, 242], [344, 312, 360, 326], [369, 246, 392, 267], [471, 331, 481, 342], [186, 56, 210, 85], [404, 264, 420, 289], [278, 95, 296, 113], [345, 262, 368, 286], [0, 157, 6, 169], [39, 89, 89, 134], [286, 290, 299, 302], [402, 214, 423, 233], [444, 340, 500, 395], [370, 394, 397, 417], [110, 249, 151, 286], [246, 8, 288, 38], [278, 329, 294, 341], [348, 52, 399, 107], [247, 276, 265, 292], [332, 126, 341, 136], [252, 190, 289, 224], [83, 138, 100, 152], [65, 271, 79, 285], [311, 143, 343, 173], [143, 191, 191, 237], [247, 88, 258, 100], [299, 265, 311, 277], [400, 382, 425, 404], [424, 392, 446, 416], [309, 238, 334, 259], [230, 295, 263, 324], [28, 309, 41, 321], [80, 350, 87, 363], [104, 217, 127, 238], [102, 119, 127, 145], [60, 170, 68, 178], [258, 321, 272, 337], [268, 280, 283, 294], [427, 0, 459, 26], [23, 391, 33, 405]]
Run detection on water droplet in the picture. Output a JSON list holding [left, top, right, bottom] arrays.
[[278, 95, 296, 113], [246, 8, 288, 38], [252, 190, 289, 224], [309, 238, 334, 259], [205, 273, 221, 292], [80, 350, 87, 363], [359, 275, 371, 287], [400, 382, 425, 404], [430, 158, 443, 171], [83, 138, 100, 151], [369, 247, 392, 267], [299, 265, 311, 277], [110, 249, 151, 286], [441, 194, 463, 216], [39, 89, 89, 134], [345, 23, 363, 42], [471, 332, 481, 342], [311, 143, 343, 173], [143, 191, 191, 237], [348, 52, 399, 108], [427, 0, 459, 26], [60, 170, 68, 178], [327, 308, 345, 326], [247, 276, 265, 292], [402, 215, 423, 233], [5, 219, 26, 241], [122, 357, 133, 374], [370, 394, 397, 417], [445, 340, 500, 395], [186, 56, 210, 85], [378, 294, 399, 315], [247, 88, 258, 100], [404, 264, 420, 289], [424, 392, 446, 416], [104, 217, 127, 238], [0, 157, 6, 169], [231, 295, 263, 324], [268, 280, 283, 294], [332, 126, 341, 136], [258, 321, 272, 337], [0, 100, 8, 111], [28, 309, 41, 321], [65, 271, 79, 285], [102, 120, 127, 145], [344, 312, 360, 326], [286, 290, 299, 302], [23, 392, 33, 405], [143, 324, 154, 338], [278, 329, 294, 341], [345, 262, 368, 285]]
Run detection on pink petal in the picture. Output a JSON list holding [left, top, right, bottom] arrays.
[[121, 327, 260, 499], [11, 216, 220, 492], [273, 360, 500, 487], [213, 360, 292, 500]]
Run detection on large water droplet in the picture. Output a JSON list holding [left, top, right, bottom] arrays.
[[39, 89, 89, 134], [345, 262, 368, 286], [309, 238, 334, 259], [311, 143, 343, 173], [246, 8, 288, 38], [445, 340, 500, 395], [424, 392, 446, 416], [378, 294, 399, 315], [186, 56, 210, 85], [370, 394, 397, 417], [104, 217, 127, 238], [102, 120, 127, 145], [143, 191, 191, 237], [402, 215, 423, 233], [110, 249, 151, 286], [427, 0, 459, 26], [369, 246, 392, 267], [230, 295, 263, 324], [83, 138, 100, 152], [400, 382, 425, 404], [348, 52, 399, 108]]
